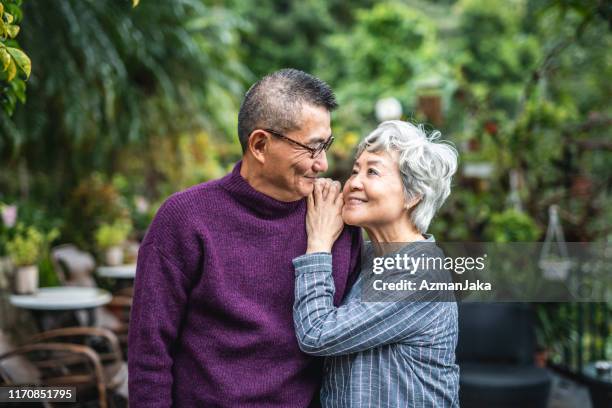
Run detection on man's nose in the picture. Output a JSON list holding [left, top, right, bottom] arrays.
[[312, 151, 329, 173]]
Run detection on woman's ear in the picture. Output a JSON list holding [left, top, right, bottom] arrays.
[[247, 130, 269, 164], [404, 195, 422, 211]]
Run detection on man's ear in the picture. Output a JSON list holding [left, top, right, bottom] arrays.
[[247, 130, 270, 164]]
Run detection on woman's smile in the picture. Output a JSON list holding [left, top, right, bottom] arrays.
[[345, 195, 368, 207]]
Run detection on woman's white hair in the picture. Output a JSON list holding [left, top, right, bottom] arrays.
[[355, 120, 458, 234]]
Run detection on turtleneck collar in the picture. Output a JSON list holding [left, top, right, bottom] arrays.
[[219, 160, 305, 218]]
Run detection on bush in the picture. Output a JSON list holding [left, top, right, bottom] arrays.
[[6, 224, 58, 266], [94, 220, 132, 250], [484, 209, 541, 242]]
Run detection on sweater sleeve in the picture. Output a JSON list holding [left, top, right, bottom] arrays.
[[293, 253, 448, 357], [128, 197, 200, 407], [346, 226, 364, 289]]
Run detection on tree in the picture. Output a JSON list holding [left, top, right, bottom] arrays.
[[0, 0, 31, 116], [0, 0, 249, 247], [229, 0, 375, 79]]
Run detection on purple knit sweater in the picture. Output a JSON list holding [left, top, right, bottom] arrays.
[[128, 161, 362, 407]]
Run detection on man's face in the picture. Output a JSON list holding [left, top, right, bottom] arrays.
[[262, 104, 332, 201]]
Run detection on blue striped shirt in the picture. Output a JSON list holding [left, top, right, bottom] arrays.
[[293, 238, 459, 407]]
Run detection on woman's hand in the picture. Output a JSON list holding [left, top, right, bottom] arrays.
[[306, 178, 344, 254]]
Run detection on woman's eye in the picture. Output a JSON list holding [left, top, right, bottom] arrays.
[[368, 168, 379, 175], [351, 169, 358, 175]]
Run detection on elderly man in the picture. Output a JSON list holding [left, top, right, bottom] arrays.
[[128, 69, 362, 407]]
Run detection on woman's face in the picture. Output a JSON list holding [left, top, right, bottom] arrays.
[[342, 150, 407, 228]]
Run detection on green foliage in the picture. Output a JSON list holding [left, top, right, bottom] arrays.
[[0, 0, 607, 248], [0, 0, 30, 115], [535, 303, 573, 351], [457, 0, 540, 85], [38, 254, 60, 287], [64, 173, 130, 251], [6, 224, 58, 266], [1, 0, 249, 197], [317, 2, 452, 135], [230, 0, 375, 78], [484, 209, 541, 242], [94, 219, 132, 249]]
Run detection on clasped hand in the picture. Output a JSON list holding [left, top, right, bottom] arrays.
[[306, 178, 344, 254]]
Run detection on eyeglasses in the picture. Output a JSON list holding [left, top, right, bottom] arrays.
[[263, 128, 334, 159]]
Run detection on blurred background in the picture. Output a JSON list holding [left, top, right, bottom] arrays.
[[0, 0, 610, 406]]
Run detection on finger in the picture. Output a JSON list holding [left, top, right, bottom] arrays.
[[313, 179, 322, 205], [334, 185, 343, 206], [307, 190, 314, 212], [331, 180, 341, 200], [321, 179, 330, 201], [335, 194, 344, 214]]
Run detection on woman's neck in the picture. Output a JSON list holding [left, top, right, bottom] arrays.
[[364, 218, 424, 255]]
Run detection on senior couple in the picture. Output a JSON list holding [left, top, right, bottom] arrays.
[[128, 69, 459, 407]]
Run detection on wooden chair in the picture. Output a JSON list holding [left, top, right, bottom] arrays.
[[28, 326, 128, 403], [0, 342, 108, 407]]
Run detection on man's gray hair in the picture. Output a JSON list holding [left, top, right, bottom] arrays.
[[356, 120, 458, 234], [237, 68, 337, 152]]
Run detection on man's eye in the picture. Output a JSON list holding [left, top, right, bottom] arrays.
[[368, 168, 379, 175], [351, 169, 358, 175]]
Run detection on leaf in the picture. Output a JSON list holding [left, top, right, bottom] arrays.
[[132, 0, 140, 8], [7, 24, 19, 38], [6, 47, 30, 78], [0, 48, 10, 71], [7, 58, 16, 81], [11, 77, 26, 103]]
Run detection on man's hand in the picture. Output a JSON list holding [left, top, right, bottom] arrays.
[[306, 178, 344, 253]]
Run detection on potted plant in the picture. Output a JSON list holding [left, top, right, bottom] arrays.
[[5, 225, 56, 294], [534, 303, 574, 368], [95, 220, 132, 266]]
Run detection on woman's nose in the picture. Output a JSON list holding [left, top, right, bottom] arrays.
[[348, 174, 363, 191]]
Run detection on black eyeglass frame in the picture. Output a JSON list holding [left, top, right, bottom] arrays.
[[262, 128, 334, 159]]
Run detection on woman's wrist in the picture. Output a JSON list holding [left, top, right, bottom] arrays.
[[306, 239, 333, 254]]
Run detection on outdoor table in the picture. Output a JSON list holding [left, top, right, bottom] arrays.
[[9, 286, 112, 331], [582, 362, 612, 408], [96, 264, 136, 279], [96, 264, 136, 292]]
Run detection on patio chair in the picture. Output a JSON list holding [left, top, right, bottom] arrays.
[[0, 329, 108, 407], [457, 302, 552, 408], [28, 326, 128, 402]]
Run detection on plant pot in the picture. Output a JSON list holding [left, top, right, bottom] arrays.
[[539, 259, 572, 281], [534, 349, 549, 368], [13, 265, 39, 294], [105, 246, 124, 266], [124, 241, 140, 264]]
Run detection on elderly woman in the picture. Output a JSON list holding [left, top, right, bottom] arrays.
[[292, 120, 459, 407]]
